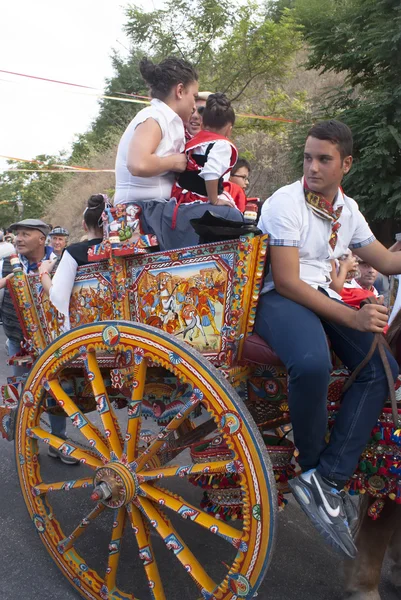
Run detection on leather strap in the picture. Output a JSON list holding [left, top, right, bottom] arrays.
[[342, 297, 400, 428]]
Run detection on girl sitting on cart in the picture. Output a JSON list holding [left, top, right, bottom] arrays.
[[38, 194, 106, 330], [135, 93, 244, 250], [114, 56, 199, 205]]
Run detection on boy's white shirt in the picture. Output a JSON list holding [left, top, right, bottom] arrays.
[[258, 179, 375, 299]]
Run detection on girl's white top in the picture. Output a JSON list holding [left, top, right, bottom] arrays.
[[114, 99, 185, 204]]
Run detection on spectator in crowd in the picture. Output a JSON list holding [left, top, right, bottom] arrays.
[[0, 229, 15, 324], [374, 272, 390, 305], [0, 229, 15, 260], [0, 218, 76, 464], [186, 91, 212, 138], [49, 226, 69, 257], [224, 157, 252, 212], [355, 259, 379, 295], [4, 229, 15, 244], [230, 158, 251, 192]]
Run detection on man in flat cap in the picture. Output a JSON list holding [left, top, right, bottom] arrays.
[[0, 219, 76, 464], [49, 225, 69, 258]]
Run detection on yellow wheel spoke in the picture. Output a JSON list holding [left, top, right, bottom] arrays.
[[85, 352, 123, 458], [134, 397, 201, 472], [138, 497, 217, 594], [104, 508, 126, 593], [137, 459, 236, 481], [45, 379, 111, 461], [57, 503, 105, 554], [28, 427, 103, 469], [128, 504, 166, 600], [33, 478, 93, 495], [140, 484, 246, 551], [125, 359, 147, 463]]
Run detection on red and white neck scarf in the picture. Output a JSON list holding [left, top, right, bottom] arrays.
[[303, 179, 343, 251]]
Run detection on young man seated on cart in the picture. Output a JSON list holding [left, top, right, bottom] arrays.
[[254, 119, 401, 559]]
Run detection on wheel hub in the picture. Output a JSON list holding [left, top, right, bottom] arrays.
[[92, 461, 139, 508]]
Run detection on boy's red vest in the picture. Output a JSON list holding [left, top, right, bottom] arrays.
[[170, 131, 238, 227]]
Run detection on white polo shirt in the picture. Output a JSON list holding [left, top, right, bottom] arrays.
[[259, 179, 375, 298], [114, 98, 185, 204]]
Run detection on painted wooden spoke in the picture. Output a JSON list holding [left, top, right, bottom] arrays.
[[125, 359, 147, 463], [45, 379, 111, 461], [57, 503, 105, 554], [128, 504, 166, 600], [138, 497, 217, 595], [140, 484, 246, 551], [104, 508, 126, 593], [32, 478, 93, 495], [27, 427, 103, 469], [138, 459, 236, 481], [85, 352, 123, 458], [134, 399, 201, 472]]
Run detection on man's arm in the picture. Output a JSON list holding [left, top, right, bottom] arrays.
[[270, 246, 388, 333], [353, 239, 401, 275]]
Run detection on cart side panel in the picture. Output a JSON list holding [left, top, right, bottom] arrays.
[[126, 235, 265, 368], [8, 269, 48, 355]]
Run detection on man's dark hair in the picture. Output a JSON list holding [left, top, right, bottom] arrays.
[[307, 120, 353, 160], [231, 157, 251, 175]]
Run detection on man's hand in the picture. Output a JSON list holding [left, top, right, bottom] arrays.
[[354, 303, 388, 333]]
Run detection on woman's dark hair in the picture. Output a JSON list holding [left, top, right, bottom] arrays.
[[84, 194, 105, 229], [202, 93, 235, 129], [231, 157, 251, 175], [139, 56, 198, 100], [307, 119, 353, 161]]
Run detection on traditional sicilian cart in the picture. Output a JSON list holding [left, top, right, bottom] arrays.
[[0, 205, 400, 600]]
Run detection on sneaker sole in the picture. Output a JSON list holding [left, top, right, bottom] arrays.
[[48, 448, 79, 465], [289, 479, 358, 559]]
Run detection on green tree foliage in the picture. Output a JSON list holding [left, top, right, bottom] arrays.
[[0, 155, 68, 229], [124, 0, 303, 113], [292, 0, 401, 220]]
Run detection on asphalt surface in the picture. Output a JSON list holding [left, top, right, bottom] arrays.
[[0, 329, 397, 600]]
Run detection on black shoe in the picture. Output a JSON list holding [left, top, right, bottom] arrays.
[[289, 469, 358, 558]]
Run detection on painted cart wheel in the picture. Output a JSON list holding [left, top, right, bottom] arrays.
[[15, 321, 276, 600]]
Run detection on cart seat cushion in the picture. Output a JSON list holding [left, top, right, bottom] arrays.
[[242, 333, 284, 366]]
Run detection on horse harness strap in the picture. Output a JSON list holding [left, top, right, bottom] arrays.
[[342, 297, 400, 428]]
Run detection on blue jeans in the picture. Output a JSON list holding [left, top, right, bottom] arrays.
[[7, 338, 66, 438], [255, 290, 399, 483]]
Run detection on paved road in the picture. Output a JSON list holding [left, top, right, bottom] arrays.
[[0, 329, 397, 600]]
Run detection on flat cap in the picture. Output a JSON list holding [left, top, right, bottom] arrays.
[[50, 226, 69, 236], [9, 218, 50, 237]]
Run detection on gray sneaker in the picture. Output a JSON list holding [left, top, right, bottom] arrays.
[[48, 442, 79, 465], [288, 469, 358, 558], [341, 491, 359, 532]]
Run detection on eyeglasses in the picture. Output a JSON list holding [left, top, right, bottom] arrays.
[[232, 174, 249, 182]]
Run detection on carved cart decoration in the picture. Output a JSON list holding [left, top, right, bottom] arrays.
[[0, 205, 400, 600]]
